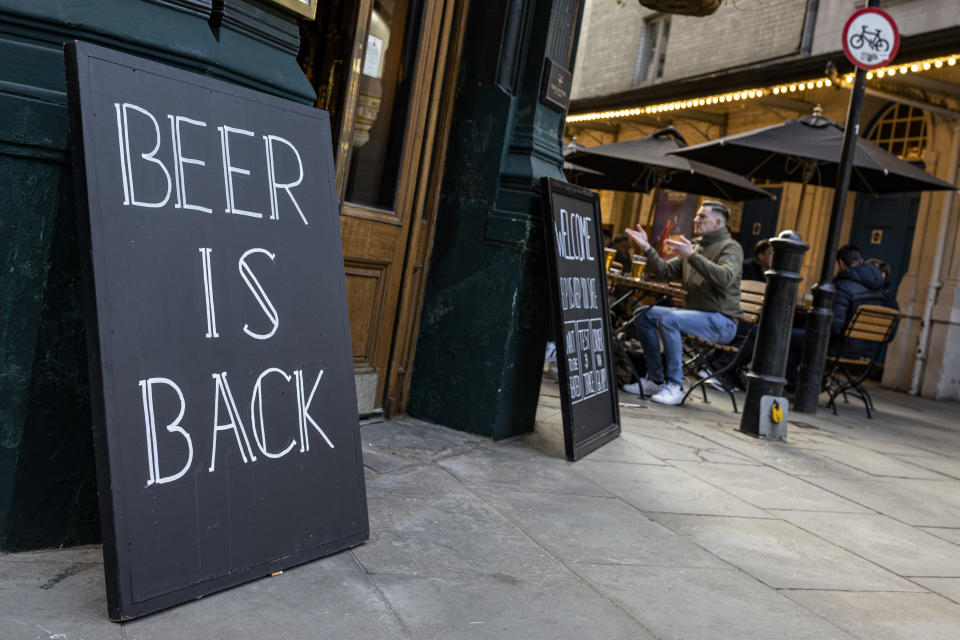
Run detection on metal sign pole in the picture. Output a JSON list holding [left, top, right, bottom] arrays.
[[794, 0, 881, 413]]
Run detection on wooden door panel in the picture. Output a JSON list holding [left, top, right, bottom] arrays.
[[340, 208, 406, 404], [343, 258, 390, 371]]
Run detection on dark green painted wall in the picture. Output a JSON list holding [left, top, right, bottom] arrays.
[[0, 0, 313, 550], [407, 0, 578, 439]]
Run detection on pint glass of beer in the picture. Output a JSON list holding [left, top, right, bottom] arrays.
[[604, 248, 616, 272], [631, 255, 647, 279]]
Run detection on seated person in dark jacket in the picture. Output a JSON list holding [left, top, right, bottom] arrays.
[[786, 245, 885, 388], [742, 239, 773, 282], [866, 257, 900, 340]]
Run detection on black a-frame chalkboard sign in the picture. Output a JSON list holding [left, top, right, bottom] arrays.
[[66, 41, 368, 620], [540, 178, 620, 460]]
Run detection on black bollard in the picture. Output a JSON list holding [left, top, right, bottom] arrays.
[[793, 283, 836, 412], [740, 230, 809, 438]]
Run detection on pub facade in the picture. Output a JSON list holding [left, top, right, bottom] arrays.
[[0, 0, 579, 548]]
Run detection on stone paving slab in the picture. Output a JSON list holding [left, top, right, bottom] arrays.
[[436, 445, 615, 497], [0, 551, 118, 640], [724, 440, 871, 479], [0, 548, 407, 640], [912, 577, 960, 604], [619, 429, 760, 465], [478, 489, 727, 568], [893, 453, 960, 480], [355, 486, 564, 580], [574, 459, 771, 518], [364, 446, 421, 474], [920, 527, 960, 545], [365, 461, 474, 498], [123, 553, 410, 640], [572, 563, 857, 640], [838, 434, 946, 458], [570, 433, 666, 465], [804, 476, 960, 527], [669, 461, 872, 513], [651, 514, 921, 591], [360, 416, 486, 463], [793, 440, 946, 479], [371, 573, 648, 640], [781, 590, 960, 640], [771, 510, 960, 577]]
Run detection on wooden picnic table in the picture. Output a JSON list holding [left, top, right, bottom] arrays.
[[606, 272, 686, 310]]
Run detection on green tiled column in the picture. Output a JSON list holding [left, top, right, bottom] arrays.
[[408, 0, 583, 438]]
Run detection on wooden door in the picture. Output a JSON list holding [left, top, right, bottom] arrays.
[[299, 0, 466, 415], [850, 191, 920, 295], [737, 187, 781, 256]]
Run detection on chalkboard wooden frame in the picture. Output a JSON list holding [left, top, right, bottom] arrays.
[[540, 178, 620, 461], [65, 41, 368, 620]]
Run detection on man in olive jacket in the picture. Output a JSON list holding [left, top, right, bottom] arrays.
[[623, 201, 742, 405]]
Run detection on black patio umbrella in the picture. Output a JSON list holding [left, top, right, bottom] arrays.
[[670, 112, 957, 194], [564, 127, 772, 201]]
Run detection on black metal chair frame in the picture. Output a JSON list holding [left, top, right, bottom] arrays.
[[822, 305, 899, 418], [679, 280, 765, 413], [609, 292, 672, 400], [679, 326, 756, 413]]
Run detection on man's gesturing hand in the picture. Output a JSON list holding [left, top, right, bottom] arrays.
[[665, 235, 694, 259], [624, 225, 650, 252]]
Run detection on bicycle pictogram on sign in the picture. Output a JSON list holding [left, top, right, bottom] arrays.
[[849, 25, 890, 56]]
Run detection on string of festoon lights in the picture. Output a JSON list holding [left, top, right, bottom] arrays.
[[566, 53, 959, 125]]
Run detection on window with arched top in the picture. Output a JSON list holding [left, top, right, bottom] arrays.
[[867, 103, 928, 161]]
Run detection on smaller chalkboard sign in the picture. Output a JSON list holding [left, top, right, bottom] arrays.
[[540, 178, 620, 460], [540, 58, 572, 113]]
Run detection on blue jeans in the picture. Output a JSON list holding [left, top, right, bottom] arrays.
[[634, 307, 737, 386]]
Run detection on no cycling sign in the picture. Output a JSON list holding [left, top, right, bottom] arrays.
[[843, 7, 900, 70]]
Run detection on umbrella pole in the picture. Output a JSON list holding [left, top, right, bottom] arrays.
[[642, 186, 658, 229], [795, 181, 808, 239], [794, 49, 871, 413]]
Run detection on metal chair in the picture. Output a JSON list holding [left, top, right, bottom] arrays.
[[680, 280, 765, 413], [823, 304, 899, 418]]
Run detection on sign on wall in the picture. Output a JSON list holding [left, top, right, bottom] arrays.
[[540, 58, 572, 113], [540, 178, 619, 461], [65, 41, 368, 620]]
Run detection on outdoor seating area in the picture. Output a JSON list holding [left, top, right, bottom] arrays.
[[571, 105, 938, 417], [604, 253, 902, 416]]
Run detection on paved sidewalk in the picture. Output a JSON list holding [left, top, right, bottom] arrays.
[[3, 380, 960, 639]]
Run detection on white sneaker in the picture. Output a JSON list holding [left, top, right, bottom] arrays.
[[651, 382, 685, 406], [707, 377, 741, 393], [622, 378, 661, 396], [641, 377, 663, 395], [544, 341, 557, 363]]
